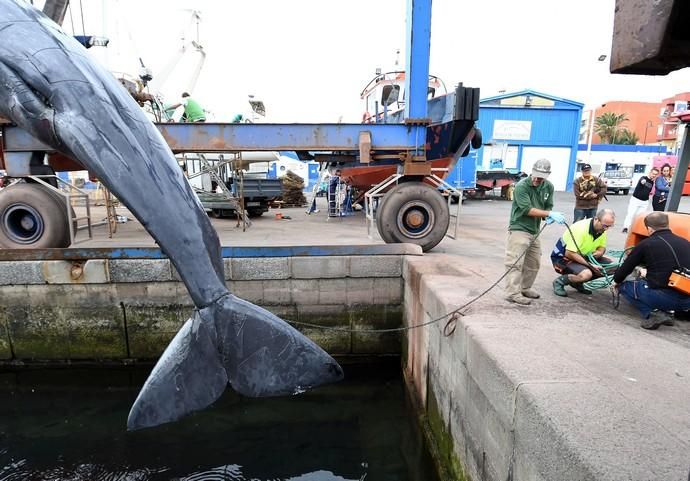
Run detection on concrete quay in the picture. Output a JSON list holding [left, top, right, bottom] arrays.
[[1, 192, 689, 480]]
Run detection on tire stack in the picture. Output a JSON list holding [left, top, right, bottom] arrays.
[[279, 171, 306, 207]]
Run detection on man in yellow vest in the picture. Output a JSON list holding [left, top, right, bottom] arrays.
[[550, 208, 616, 296]]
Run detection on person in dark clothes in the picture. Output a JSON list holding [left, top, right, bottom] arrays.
[[651, 163, 672, 211], [613, 212, 690, 329], [572, 163, 606, 222], [328, 169, 342, 216], [621, 167, 659, 233]]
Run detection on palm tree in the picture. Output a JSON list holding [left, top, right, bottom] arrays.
[[615, 128, 639, 145], [594, 112, 629, 144]]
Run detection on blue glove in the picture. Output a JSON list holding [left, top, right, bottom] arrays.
[[545, 216, 554, 225], [546, 211, 566, 225]]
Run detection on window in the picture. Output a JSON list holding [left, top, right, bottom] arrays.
[[633, 164, 646, 173], [381, 85, 400, 107]]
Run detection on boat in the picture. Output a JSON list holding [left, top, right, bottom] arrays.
[[298, 71, 481, 196]]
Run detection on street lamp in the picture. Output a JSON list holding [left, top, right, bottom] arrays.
[[586, 55, 609, 162], [643, 120, 654, 144]]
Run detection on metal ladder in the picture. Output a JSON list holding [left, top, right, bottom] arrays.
[[183, 152, 252, 227]]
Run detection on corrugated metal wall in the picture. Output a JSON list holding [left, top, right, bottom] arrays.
[[454, 91, 583, 192]]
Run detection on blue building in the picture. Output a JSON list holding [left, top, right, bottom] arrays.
[[453, 90, 583, 192]]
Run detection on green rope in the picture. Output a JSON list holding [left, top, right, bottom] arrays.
[[583, 248, 632, 290]]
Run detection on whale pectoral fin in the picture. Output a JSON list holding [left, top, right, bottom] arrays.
[[210, 295, 344, 397], [126, 313, 228, 431]]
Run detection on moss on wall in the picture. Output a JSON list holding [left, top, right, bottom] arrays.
[[422, 386, 468, 481]]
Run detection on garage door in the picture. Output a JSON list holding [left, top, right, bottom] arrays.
[[520, 147, 572, 191]]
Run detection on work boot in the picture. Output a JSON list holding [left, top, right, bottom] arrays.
[[641, 311, 674, 330], [552, 275, 570, 297], [505, 295, 531, 306], [572, 283, 592, 295], [521, 288, 540, 299], [622, 228, 628, 234]]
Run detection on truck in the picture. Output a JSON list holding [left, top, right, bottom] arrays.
[[196, 177, 282, 218], [181, 154, 282, 218]]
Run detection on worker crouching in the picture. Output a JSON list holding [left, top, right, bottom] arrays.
[[550, 209, 616, 296]]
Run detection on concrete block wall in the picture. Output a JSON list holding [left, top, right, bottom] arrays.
[[402, 255, 690, 481], [0, 254, 409, 361]]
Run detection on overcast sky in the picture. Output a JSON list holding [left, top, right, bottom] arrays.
[[48, 0, 690, 122]]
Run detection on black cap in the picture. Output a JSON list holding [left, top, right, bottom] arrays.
[[580, 163, 592, 171]]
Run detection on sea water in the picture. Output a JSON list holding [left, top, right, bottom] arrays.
[[0, 361, 439, 481]]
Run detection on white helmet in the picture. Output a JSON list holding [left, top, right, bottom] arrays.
[[532, 159, 551, 179]]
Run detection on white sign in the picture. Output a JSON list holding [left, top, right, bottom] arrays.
[[493, 120, 532, 141]]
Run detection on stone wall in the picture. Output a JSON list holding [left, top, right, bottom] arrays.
[[0, 254, 409, 361]]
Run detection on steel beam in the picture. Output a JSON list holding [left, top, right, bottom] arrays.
[[666, 123, 690, 212], [2, 123, 427, 154], [404, 0, 432, 121]]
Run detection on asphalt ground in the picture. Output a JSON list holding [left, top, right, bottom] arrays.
[[77, 191, 690, 345]]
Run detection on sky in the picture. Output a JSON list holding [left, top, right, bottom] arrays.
[[44, 0, 690, 123]]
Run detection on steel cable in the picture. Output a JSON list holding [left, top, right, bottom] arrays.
[[288, 223, 551, 336]]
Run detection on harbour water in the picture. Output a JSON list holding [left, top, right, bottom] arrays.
[[0, 361, 438, 481]]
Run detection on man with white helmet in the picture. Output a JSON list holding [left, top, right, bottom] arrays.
[[504, 159, 566, 305]]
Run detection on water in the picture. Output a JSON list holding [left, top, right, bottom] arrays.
[[0, 361, 439, 481]]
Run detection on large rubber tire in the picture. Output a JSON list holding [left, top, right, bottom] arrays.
[[471, 127, 483, 149], [247, 209, 265, 218], [376, 182, 450, 252], [0, 183, 71, 248]]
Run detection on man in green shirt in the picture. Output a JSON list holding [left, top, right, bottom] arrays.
[[550, 208, 615, 296], [166, 92, 206, 122], [504, 159, 565, 305]]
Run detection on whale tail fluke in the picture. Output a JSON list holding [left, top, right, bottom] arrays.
[[127, 294, 344, 431]]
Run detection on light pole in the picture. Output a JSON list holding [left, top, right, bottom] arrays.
[[586, 108, 596, 162], [643, 120, 653, 145], [586, 54, 608, 163]]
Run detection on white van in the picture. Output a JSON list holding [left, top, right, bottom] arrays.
[[601, 168, 633, 195]]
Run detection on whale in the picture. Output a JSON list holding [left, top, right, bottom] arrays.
[[0, 0, 343, 429]]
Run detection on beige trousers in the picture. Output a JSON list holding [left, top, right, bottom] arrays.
[[504, 230, 542, 298]]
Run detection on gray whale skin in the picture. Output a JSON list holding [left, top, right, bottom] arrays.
[[0, 0, 343, 430]]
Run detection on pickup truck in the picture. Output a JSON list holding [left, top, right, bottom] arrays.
[[601, 169, 633, 195], [197, 177, 282, 218]]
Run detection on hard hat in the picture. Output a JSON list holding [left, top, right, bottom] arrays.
[[532, 159, 551, 179]]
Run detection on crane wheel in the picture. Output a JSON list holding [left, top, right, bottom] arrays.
[[0, 183, 71, 248], [376, 181, 450, 252]]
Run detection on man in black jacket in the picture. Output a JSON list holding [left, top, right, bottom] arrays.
[[613, 212, 690, 329], [621, 167, 659, 233]]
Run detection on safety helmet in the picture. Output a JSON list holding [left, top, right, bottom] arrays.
[[532, 159, 551, 179]]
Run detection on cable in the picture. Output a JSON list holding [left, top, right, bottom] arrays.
[[287, 223, 549, 336], [67, 3, 75, 36], [78, 0, 86, 37]]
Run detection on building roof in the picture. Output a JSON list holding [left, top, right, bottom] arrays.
[[480, 89, 583, 109]]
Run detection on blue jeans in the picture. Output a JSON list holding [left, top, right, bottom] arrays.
[[619, 280, 690, 318], [573, 208, 596, 222]]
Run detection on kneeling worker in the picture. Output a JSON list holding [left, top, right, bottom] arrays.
[[551, 208, 616, 296], [613, 212, 690, 329]]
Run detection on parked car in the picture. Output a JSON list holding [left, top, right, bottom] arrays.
[[601, 169, 633, 195]]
